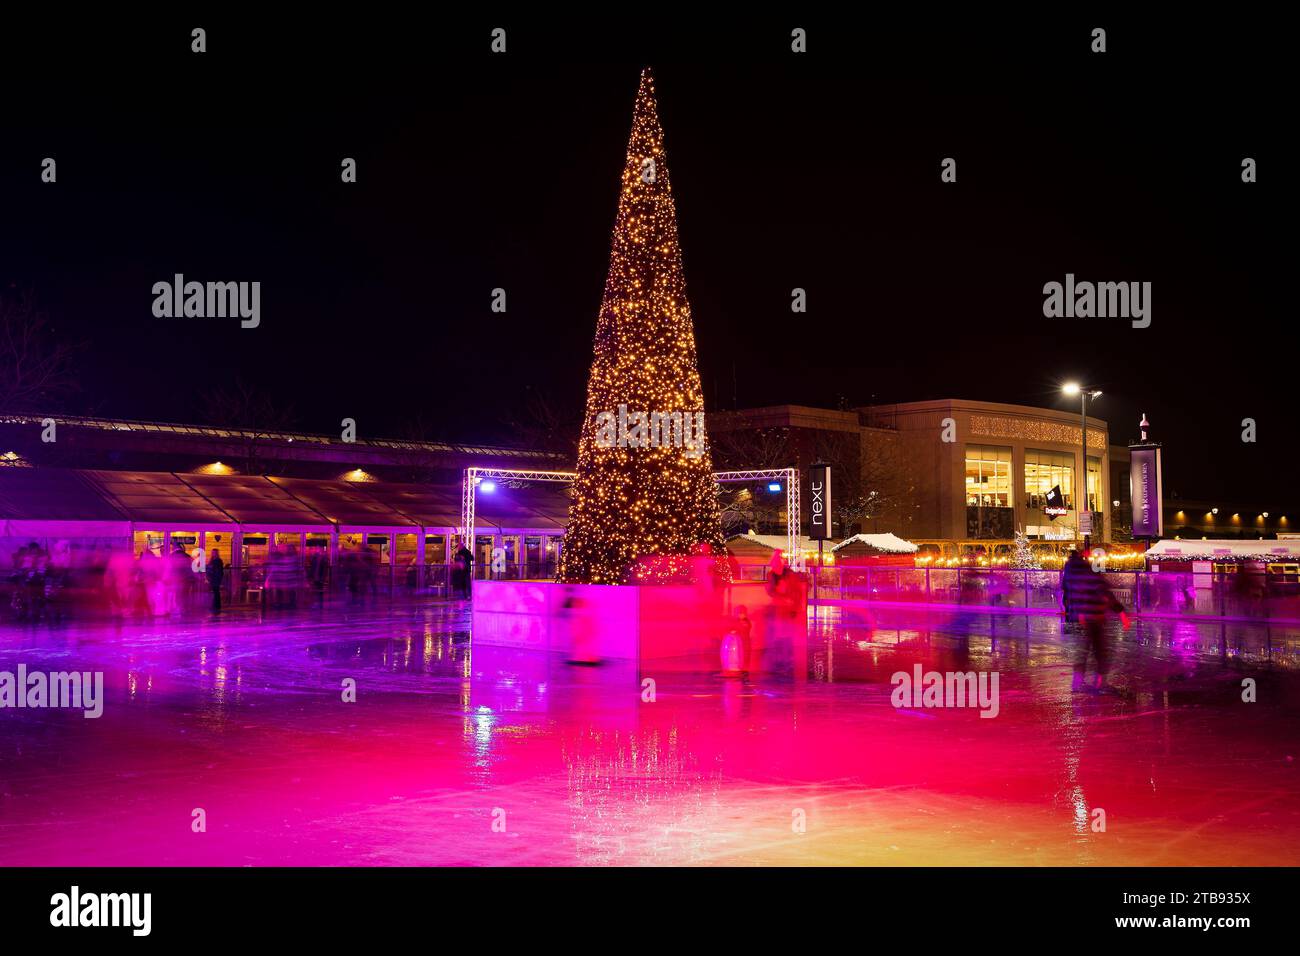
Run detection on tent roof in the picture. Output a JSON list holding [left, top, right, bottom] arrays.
[[266, 477, 412, 527], [0, 468, 126, 520], [80, 470, 234, 524], [726, 533, 831, 554], [1144, 539, 1300, 560], [2, 468, 570, 532], [347, 482, 461, 527], [832, 532, 919, 554], [178, 474, 331, 526]]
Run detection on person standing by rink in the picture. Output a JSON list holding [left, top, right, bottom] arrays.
[[308, 544, 329, 608], [1062, 549, 1123, 693], [765, 549, 789, 595], [206, 547, 225, 615], [453, 543, 474, 599], [169, 541, 192, 615]]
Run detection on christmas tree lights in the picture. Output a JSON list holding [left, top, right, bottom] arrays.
[[1011, 528, 1038, 569], [558, 68, 727, 585]]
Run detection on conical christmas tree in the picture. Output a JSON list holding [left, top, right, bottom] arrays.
[[1011, 528, 1038, 569], [558, 68, 727, 585]]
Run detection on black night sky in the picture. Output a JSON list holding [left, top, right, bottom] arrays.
[[1, 14, 1290, 505]]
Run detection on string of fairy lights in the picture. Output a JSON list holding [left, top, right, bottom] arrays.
[[558, 68, 728, 585]]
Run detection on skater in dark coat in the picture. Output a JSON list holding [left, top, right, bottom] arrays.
[[206, 548, 225, 614], [1062, 550, 1122, 692]]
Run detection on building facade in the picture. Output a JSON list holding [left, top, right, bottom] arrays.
[[0, 413, 573, 589], [865, 399, 1110, 545], [712, 399, 1112, 549]]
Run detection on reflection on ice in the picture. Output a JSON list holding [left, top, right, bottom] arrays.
[[1, 599, 1299, 866]]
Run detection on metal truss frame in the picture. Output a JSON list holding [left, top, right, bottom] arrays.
[[461, 465, 801, 561], [711, 468, 800, 560], [459, 467, 576, 550]]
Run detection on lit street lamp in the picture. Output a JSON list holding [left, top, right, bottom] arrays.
[[1062, 382, 1102, 549]]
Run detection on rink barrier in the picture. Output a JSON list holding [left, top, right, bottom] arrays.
[[806, 567, 1300, 625]]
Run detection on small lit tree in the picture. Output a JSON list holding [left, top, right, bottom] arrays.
[[1011, 527, 1038, 569]]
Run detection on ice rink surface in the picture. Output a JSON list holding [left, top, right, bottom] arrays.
[[2, 600, 1298, 866]]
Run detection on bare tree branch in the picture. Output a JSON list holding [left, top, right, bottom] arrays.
[[711, 419, 793, 535], [502, 387, 582, 463], [0, 286, 82, 412], [197, 376, 298, 474], [814, 428, 909, 537], [389, 413, 450, 483]]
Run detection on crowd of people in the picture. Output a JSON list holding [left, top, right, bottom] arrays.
[[2, 535, 1279, 699], [6, 541, 69, 622], [101, 542, 216, 618], [1, 539, 342, 621]]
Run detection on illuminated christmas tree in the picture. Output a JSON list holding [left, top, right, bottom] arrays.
[[558, 68, 727, 585], [1011, 528, 1038, 569]]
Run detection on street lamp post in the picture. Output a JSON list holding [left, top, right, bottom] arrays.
[[1062, 383, 1102, 551]]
